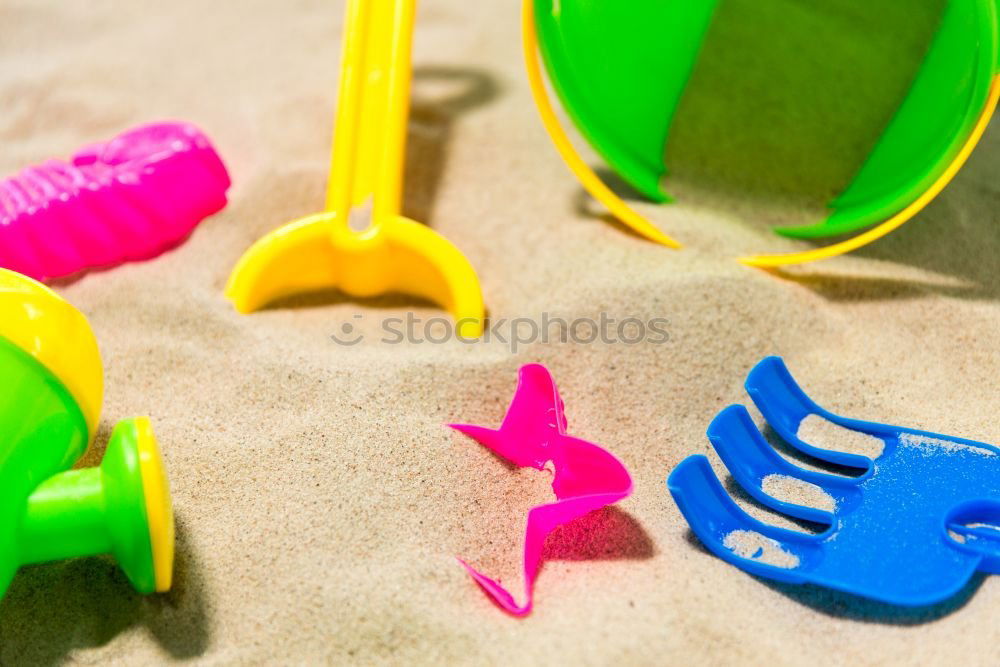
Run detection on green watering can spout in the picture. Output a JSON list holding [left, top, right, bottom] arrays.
[[0, 269, 173, 601]]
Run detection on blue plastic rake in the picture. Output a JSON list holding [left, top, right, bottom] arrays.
[[669, 356, 1000, 606]]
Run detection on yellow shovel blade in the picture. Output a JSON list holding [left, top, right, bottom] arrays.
[[225, 214, 485, 339]]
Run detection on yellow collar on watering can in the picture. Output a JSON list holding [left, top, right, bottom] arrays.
[[0, 269, 102, 440]]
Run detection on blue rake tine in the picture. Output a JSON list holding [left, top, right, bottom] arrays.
[[708, 406, 862, 525], [668, 456, 821, 584], [746, 356, 874, 470]]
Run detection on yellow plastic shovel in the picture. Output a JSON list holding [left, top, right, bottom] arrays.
[[225, 0, 485, 338]]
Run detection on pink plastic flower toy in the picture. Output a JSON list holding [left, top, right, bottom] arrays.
[[451, 364, 634, 616], [0, 121, 230, 282]]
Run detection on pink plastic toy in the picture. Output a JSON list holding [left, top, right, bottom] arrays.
[[451, 364, 634, 616], [0, 121, 230, 282]]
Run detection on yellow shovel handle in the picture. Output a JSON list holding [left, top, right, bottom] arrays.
[[326, 0, 415, 227], [325, 0, 369, 215]]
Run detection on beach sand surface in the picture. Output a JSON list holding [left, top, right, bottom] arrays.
[[1, 1, 999, 664]]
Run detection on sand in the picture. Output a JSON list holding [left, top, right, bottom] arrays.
[[898, 432, 998, 458], [761, 474, 837, 513], [2, 1, 1000, 664], [797, 414, 886, 460], [723, 530, 800, 569]]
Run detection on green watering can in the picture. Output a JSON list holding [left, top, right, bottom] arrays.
[[0, 268, 174, 600], [525, 0, 1000, 265]]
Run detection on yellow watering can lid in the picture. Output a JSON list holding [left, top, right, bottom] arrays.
[[0, 269, 103, 439]]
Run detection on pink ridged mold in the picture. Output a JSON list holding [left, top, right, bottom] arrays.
[[0, 121, 230, 281], [451, 364, 634, 616]]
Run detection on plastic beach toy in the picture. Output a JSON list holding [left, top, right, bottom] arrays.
[[0, 268, 174, 600], [451, 364, 633, 616], [0, 121, 230, 282], [525, 0, 1000, 265], [668, 356, 1000, 606], [226, 0, 485, 339]]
